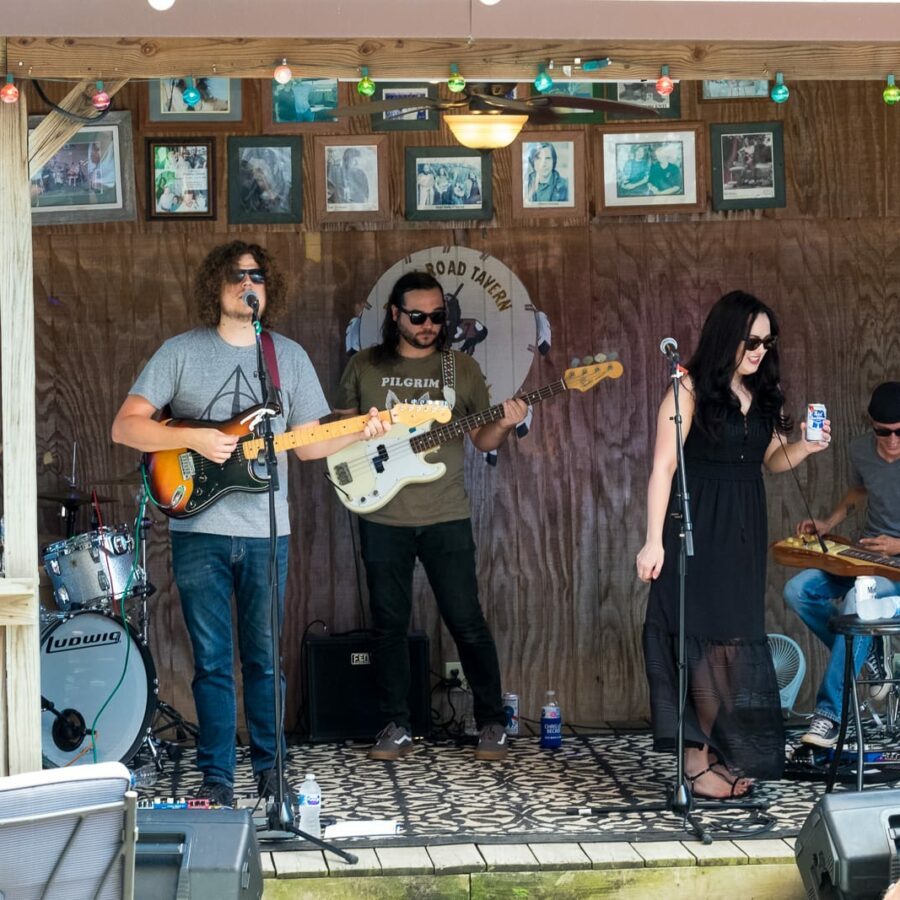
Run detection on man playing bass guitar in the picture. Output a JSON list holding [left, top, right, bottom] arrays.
[[784, 381, 900, 749], [112, 240, 384, 806]]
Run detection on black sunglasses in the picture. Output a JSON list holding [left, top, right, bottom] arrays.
[[873, 425, 900, 437], [225, 267, 266, 285], [399, 307, 447, 326], [743, 334, 778, 352]]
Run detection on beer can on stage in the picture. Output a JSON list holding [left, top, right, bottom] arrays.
[[502, 692, 519, 736], [806, 404, 826, 441]]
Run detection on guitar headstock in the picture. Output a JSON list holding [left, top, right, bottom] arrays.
[[389, 401, 453, 427], [564, 354, 624, 392]]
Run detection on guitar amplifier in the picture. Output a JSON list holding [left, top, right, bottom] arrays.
[[135, 808, 262, 900], [304, 631, 431, 742]]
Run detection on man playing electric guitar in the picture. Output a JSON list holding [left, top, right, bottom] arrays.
[[334, 271, 526, 762], [112, 241, 385, 806], [783, 382, 900, 749]]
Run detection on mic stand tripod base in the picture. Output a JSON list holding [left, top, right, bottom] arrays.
[[255, 802, 358, 865]]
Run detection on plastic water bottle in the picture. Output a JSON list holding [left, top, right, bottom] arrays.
[[540, 691, 562, 749], [298, 773, 321, 839], [129, 764, 158, 790]]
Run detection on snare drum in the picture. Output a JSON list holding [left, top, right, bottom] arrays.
[[42, 526, 144, 611], [40, 610, 157, 766]]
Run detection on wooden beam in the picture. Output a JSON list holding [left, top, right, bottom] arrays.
[[28, 79, 128, 176], [7, 36, 900, 81], [0, 77, 41, 776]]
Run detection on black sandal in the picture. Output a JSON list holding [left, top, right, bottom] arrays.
[[686, 766, 754, 800]]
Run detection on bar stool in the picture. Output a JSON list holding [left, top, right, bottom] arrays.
[[825, 614, 900, 792]]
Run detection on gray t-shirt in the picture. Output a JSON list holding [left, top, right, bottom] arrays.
[[130, 327, 330, 537], [849, 432, 900, 543]]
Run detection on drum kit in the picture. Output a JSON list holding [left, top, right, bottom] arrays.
[[38, 473, 197, 770]]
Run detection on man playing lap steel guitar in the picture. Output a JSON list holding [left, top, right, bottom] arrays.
[[112, 240, 385, 807], [783, 381, 900, 749], [334, 271, 527, 762]]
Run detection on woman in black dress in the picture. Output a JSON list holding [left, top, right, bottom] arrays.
[[636, 291, 831, 799]]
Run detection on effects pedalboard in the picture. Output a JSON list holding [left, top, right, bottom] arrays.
[[136, 797, 219, 810]]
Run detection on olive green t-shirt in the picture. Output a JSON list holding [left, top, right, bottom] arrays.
[[335, 348, 490, 526]]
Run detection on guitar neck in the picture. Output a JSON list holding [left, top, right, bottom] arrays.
[[410, 379, 567, 452], [242, 410, 392, 458]]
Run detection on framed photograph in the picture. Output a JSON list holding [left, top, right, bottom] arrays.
[[404, 147, 493, 222], [148, 78, 242, 122], [701, 80, 770, 101], [263, 78, 350, 134], [528, 81, 604, 124], [146, 138, 215, 219], [370, 82, 439, 132], [29, 111, 136, 225], [512, 132, 586, 221], [604, 81, 681, 120], [598, 122, 705, 215], [710, 122, 785, 211], [227, 136, 302, 225], [313, 135, 389, 223]]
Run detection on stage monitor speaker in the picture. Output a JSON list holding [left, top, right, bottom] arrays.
[[795, 788, 900, 899], [135, 808, 263, 900], [305, 630, 431, 742]]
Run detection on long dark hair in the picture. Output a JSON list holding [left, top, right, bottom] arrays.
[[193, 240, 285, 329], [371, 270, 447, 363], [686, 290, 792, 439]]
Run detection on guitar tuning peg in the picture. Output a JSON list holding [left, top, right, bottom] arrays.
[[606, 351, 618, 361], [581, 355, 595, 365], [592, 353, 607, 363], [570, 357, 581, 368]]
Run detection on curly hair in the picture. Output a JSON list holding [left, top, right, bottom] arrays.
[[686, 290, 793, 440], [371, 270, 447, 364], [193, 241, 286, 329]]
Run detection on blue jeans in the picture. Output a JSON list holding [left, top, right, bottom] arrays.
[[171, 531, 289, 787], [783, 569, 900, 722]]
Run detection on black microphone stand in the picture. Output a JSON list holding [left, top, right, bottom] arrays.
[[569, 346, 770, 843], [248, 301, 356, 864]]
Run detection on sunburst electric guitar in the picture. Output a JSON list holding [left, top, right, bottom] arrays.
[[144, 402, 449, 518], [325, 358, 624, 514]]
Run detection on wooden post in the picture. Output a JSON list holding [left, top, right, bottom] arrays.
[[0, 54, 41, 775]]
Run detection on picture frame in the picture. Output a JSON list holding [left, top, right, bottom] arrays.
[[370, 82, 440, 132], [313, 135, 390, 224], [603, 81, 682, 120], [227, 136, 302, 225], [29, 111, 136, 225], [148, 78, 242, 122], [709, 121, 785, 211], [527, 81, 605, 124], [263, 78, 350, 134], [700, 80, 771, 101], [598, 122, 705, 215], [511, 131, 586, 221], [404, 147, 493, 222], [146, 138, 215, 220]]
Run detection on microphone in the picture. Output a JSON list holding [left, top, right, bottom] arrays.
[[241, 289, 259, 311], [659, 337, 679, 361]]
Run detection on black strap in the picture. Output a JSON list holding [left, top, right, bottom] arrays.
[[261, 331, 282, 391]]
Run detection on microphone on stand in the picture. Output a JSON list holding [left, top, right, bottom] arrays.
[[659, 337, 679, 361], [241, 289, 260, 312]]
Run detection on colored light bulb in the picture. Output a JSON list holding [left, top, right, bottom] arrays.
[[181, 78, 201, 107], [92, 81, 111, 111], [273, 59, 293, 85], [884, 74, 900, 106], [533, 64, 553, 94], [656, 65, 674, 97], [448, 64, 466, 93], [0, 74, 18, 104], [357, 67, 376, 97], [770, 72, 789, 104]]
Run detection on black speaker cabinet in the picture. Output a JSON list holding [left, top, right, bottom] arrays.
[[795, 788, 900, 899], [304, 631, 431, 742], [135, 808, 263, 900]]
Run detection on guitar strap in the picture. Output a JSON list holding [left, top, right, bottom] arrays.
[[440, 349, 456, 411], [260, 331, 283, 411]]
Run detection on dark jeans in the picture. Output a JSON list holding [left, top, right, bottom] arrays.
[[171, 531, 289, 787], [358, 517, 505, 731]]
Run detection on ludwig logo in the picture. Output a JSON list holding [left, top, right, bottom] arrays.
[[45, 631, 122, 653], [350, 652, 370, 666]]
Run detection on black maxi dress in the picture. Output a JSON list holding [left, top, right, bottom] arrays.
[[643, 405, 785, 779]]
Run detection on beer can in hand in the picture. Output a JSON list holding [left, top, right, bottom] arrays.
[[806, 404, 826, 441]]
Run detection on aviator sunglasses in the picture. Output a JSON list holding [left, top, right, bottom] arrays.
[[743, 334, 778, 352], [398, 307, 447, 326], [873, 425, 900, 437], [225, 267, 266, 285]]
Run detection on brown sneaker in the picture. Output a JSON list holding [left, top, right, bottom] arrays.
[[368, 722, 414, 761], [475, 722, 509, 761]]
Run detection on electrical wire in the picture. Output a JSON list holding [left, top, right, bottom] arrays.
[[32, 79, 113, 124]]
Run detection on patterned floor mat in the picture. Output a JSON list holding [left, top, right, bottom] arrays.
[[137, 727, 900, 847]]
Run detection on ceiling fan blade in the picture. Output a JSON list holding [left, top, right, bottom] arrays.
[[331, 97, 445, 118], [530, 95, 661, 117], [468, 94, 536, 114]]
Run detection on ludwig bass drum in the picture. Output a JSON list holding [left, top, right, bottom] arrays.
[[40, 611, 157, 767]]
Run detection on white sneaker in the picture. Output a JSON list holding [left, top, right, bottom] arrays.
[[800, 715, 840, 748]]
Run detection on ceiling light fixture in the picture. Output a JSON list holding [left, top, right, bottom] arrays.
[[147, 0, 176, 10], [445, 113, 528, 150]]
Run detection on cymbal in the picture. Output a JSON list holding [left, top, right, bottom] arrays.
[[91, 469, 143, 486], [38, 488, 113, 506]]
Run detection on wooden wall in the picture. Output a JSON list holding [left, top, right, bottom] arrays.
[[26, 79, 900, 736]]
